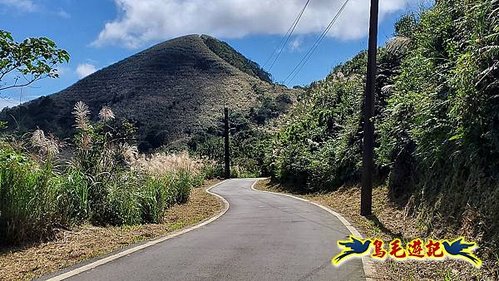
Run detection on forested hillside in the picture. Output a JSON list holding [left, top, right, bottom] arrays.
[[0, 35, 294, 152], [266, 0, 498, 259]]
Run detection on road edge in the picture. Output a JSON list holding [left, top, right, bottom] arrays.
[[250, 178, 375, 281], [45, 180, 230, 281]]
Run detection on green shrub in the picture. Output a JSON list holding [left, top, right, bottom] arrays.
[[200, 160, 223, 179], [56, 169, 89, 225], [105, 176, 142, 226], [0, 146, 60, 243], [269, 68, 366, 192], [0, 102, 207, 245], [140, 176, 170, 223], [169, 171, 192, 204]]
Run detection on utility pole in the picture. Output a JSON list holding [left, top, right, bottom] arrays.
[[361, 0, 379, 217], [224, 107, 230, 179]]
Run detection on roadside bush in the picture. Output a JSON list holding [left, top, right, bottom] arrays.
[[266, 0, 499, 261], [0, 102, 209, 244], [140, 176, 170, 223], [139, 169, 203, 224], [104, 173, 143, 226], [168, 171, 192, 204], [199, 159, 223, 179], [69, 105, 209, 227], [0, 146, 59, 243], [132, 151, 206, 206], [377, 0, 499, 254], [270, 67, 366, 192], [56, 168, 89, 226]]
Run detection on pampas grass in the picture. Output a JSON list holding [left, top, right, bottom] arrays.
[[132, 151, 204, 176], [1, 102, 213, 244]]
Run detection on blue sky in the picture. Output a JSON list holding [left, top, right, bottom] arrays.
[[0, 0, 429, 109]]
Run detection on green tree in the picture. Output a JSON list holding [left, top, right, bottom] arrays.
[[0, 30, 69, 92]]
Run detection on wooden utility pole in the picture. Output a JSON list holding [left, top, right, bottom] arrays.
[[224, 107, 230, 179], [361, 0, 379, 216]]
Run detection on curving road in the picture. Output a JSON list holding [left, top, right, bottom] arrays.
[[47, 179, 365, 281]]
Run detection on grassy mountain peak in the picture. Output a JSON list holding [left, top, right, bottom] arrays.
[[1, 34, 293, 151]]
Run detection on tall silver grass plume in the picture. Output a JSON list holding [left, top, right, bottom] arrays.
[[333, 72, 345, 81], [99, 106, 115, 122], [72, 101, 90, 130], [31, 129, 46, 147], [120, 143, 138, 164], [46, 139, 60, 156], [132, 151, 204, 176], [80, 134, 92, 151], [31, 129, 59, 156]]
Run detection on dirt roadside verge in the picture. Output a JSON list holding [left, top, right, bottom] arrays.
[[255, 179, 497, 281], [0, 179, 224, 281]]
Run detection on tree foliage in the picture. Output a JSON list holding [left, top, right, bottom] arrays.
[[266, 0, 499, 256], [0, 30, 69, 92]]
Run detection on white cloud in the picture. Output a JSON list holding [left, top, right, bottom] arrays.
[[76, 63, 97, 79], [0, 0, 36, 12], [94, 0, 409, 48], [56, 9, 71, 19], [289, 37, 303, 52]]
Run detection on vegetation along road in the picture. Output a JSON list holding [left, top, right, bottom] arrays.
[[44, 179, 364, 281]]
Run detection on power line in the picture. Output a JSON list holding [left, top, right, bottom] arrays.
[[268, 0, 311, 71], [284, 0, 351, 84], [284, 0, 350, 84], [262, 0, 311, 71]]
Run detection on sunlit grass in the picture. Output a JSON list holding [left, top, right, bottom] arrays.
[[0, 102, 216, 245]]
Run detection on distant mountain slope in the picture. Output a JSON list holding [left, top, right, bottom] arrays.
[[201, 35, 272, 83], [1, 35, 293, 150]]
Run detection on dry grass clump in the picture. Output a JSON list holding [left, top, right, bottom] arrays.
[[30, 129, 59, 157], [132, 151, 204, 176]]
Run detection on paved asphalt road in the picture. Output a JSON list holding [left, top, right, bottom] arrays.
[[55, 179, 365, 281]]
